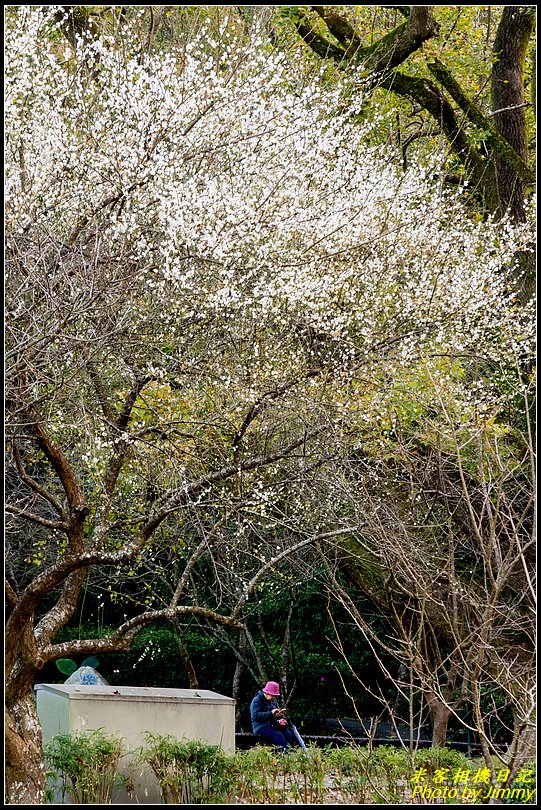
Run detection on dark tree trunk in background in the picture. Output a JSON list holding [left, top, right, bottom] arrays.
[[294, 6, 535, 223], [174, 622, 199, 689], [491, 6, 535, 222], [491, 6, 536, 302], [426, 692, 452, 747], [232, 629, 247, 725]]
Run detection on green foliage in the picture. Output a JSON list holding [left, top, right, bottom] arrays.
[[138, 733, 230, 804], [50, 622, 184, 687], [81, 654, 100, 669], [365, 745, 412, 802], [44, 728, 125, 804], [139, 736, 347, 804], [55, 658, 78, 676], [134, 735, 485, 804], [325, 744, 371, 801], [42, 728, 521, 805], [413, 745, 475, 776]]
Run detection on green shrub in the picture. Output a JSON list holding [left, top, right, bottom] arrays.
[[325, 744, 370, 802], [44, 728, 125, 804], [46, 729, 494, 805], [231, 745, 284, 803], [414, 745, 476, 776], [138, 732, 231, 804]]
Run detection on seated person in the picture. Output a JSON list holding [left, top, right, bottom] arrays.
[[249, 681, 296, 751]]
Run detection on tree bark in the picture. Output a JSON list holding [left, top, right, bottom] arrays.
[[232, 629, 247, 725], [174, 620, 199, 689], [491, 6, 535, 222], [291, 5, 535, 306], [5, 673, 45, 804], [4, 415, 320, 801], [358, 6, 440, 79], [426, 691, 452, 747], [491, 6, 536, 302], [502, 665, 537, 770]]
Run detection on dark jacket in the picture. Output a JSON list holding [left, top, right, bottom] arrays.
[[250, 690, 280, 733]]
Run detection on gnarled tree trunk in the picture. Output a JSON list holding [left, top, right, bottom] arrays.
[[5, 671, 45, 804]]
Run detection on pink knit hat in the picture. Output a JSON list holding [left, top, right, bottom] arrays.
[[262, 681, 280, 696]]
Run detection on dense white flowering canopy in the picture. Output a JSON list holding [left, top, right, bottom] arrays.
[[6, 7, 535, 376], [5, 6, 536, 550]]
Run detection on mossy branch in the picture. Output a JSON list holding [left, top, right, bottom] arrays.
[[356, 7, 440, 78], [428, 58, 535, 185], [379, 71, 486, 177], [310, 6, 362, 58], [293, 16, 344, 61]]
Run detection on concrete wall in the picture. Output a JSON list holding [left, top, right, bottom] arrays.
[[36, 684, 236, 804]]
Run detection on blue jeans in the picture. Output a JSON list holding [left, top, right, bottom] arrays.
[[257, 723, 295, 751]]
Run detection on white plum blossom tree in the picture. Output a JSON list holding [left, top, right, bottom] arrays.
[[4, 6, 535, 803]]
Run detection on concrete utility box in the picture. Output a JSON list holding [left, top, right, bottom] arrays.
[[36, 683, 236, 804]]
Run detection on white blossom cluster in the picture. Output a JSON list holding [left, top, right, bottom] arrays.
[[5, 7, 535, 426]]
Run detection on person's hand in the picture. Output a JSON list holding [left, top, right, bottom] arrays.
[[271, 708, 283, 717]]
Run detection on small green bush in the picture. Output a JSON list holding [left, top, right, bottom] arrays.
[[325, 744, 370, 802], [138, 732, 230, 804], [414, 745, 476, 776], [44, 728, 125, 804]]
